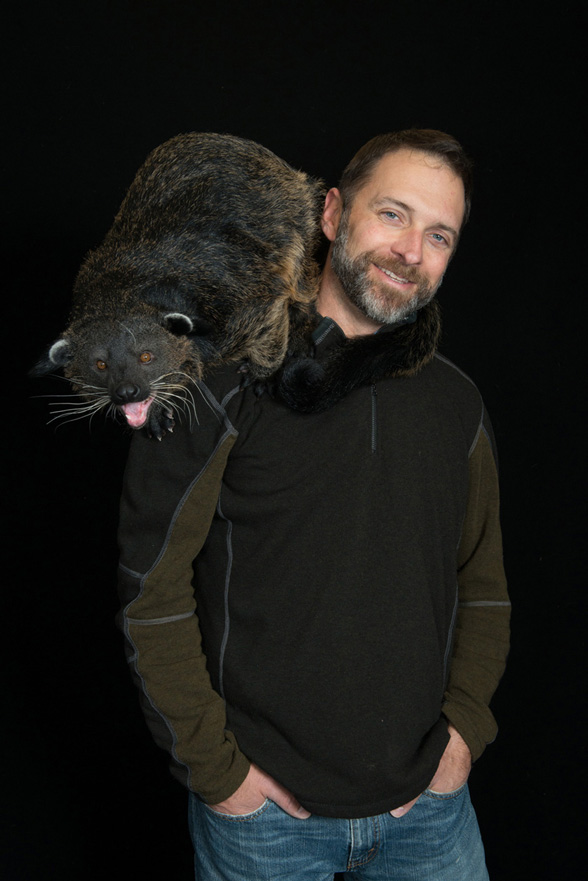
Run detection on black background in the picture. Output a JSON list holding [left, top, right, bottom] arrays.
[[3, 2, 585, 878]]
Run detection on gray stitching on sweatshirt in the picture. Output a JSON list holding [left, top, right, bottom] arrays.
[[126, 612, 195, 625], [216, 496, 234, 702]]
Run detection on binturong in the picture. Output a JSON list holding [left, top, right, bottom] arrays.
[[31, 133, 325, 438]]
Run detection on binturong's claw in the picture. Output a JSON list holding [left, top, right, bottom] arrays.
[[145, 404, 176, 440]]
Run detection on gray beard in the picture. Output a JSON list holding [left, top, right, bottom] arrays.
[[330, 212, 440, 324]]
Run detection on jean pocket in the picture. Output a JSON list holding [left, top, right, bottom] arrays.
[[204, 798, 271, 821], [422, 782, 467, 801]]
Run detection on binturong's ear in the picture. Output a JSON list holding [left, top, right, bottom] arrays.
[[29, 338, 72, 376], [162, 312, 194, 336], [163, 312, 213, 337]]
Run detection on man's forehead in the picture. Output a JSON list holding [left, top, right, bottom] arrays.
[[358, 148, 465, 227]]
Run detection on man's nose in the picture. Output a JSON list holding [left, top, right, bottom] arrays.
[[390, 229, 423, 265]]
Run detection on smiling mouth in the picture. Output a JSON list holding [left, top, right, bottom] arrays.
[[375, 265, 413, 285]]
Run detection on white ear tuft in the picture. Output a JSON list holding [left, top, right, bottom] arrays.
[[163, 312, 194, 335], [48, 338, 71, 365], [30, 337, 72, 377]]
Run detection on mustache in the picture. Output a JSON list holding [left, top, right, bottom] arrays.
[[365, 252, 428, 286]]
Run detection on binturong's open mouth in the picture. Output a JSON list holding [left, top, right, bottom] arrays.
[[120, 397, 154, 429]]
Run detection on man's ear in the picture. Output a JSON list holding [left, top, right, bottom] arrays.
[[321, 188, 344, 242]]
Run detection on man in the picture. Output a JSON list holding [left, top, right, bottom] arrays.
[[117, 130, 510, 880]]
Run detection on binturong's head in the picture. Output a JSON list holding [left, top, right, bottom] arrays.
[[31, 309, 213, 437]]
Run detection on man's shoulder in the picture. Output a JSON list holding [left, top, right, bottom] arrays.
[[419, 352, 486, 433], [193, 362, 266, 429], [200, 362, 244, 402], [195, 362, 266, 438], [427, 352, 482, 398]]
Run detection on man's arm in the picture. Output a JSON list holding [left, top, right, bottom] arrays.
[[117, 413, 251, 804], [391, 411, 509, 817], [442, 412, 511, 759]]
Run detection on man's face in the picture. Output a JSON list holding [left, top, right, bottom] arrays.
[[328, 149, 465, 325]]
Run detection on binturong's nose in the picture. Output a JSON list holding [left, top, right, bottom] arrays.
[[113, 382, 142, 404]]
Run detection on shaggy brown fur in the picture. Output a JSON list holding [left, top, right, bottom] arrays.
[[32, 133, 325, 437]]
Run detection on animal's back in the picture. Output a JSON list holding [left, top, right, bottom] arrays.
[[106, 133, 321, 260]]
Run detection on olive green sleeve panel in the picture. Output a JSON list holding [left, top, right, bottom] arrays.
[[456, 425, 508, 599], [442, 606, 510, 760], [124, 616, 250, 803], [443, 426, 511, 761]]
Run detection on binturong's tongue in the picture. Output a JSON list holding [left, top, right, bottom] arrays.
[[121, 398, 154, 429]]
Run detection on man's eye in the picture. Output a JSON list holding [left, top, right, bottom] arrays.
[[383, 211, 399, 220], [431, 233, 448, 245]]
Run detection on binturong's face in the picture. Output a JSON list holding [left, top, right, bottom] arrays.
[[322, 148, 466, 326]]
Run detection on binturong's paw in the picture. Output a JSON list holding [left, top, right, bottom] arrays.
[[237, 363, 278, 399], [145, 404, 176, 441]]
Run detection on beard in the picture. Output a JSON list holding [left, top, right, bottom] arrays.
[[330, 211, 441, 325]]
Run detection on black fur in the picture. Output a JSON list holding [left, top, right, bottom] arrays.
[[278, 301, 441, 413]]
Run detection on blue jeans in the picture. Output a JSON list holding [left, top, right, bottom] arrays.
[[188, 784, 489, 880]]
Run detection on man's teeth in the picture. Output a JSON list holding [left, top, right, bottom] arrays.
[[379, 266, 410, 283]]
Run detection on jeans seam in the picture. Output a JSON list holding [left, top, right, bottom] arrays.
[[347, 815, 381, 869]]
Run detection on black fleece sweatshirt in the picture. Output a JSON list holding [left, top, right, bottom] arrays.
[[117, 315, 510, 818]]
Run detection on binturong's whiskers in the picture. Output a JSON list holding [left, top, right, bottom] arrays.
[[37, 371, 214, 432], [149, 372, 215, 429]]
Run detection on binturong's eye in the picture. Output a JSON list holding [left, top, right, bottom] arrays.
[[139, 352, 153, 363], [96, 359, 107, 370]]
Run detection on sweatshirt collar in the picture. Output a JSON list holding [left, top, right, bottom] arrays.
[[312, 311, 418, 355]]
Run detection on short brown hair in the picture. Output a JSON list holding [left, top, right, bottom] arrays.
[[339, 129, 473, 225]]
